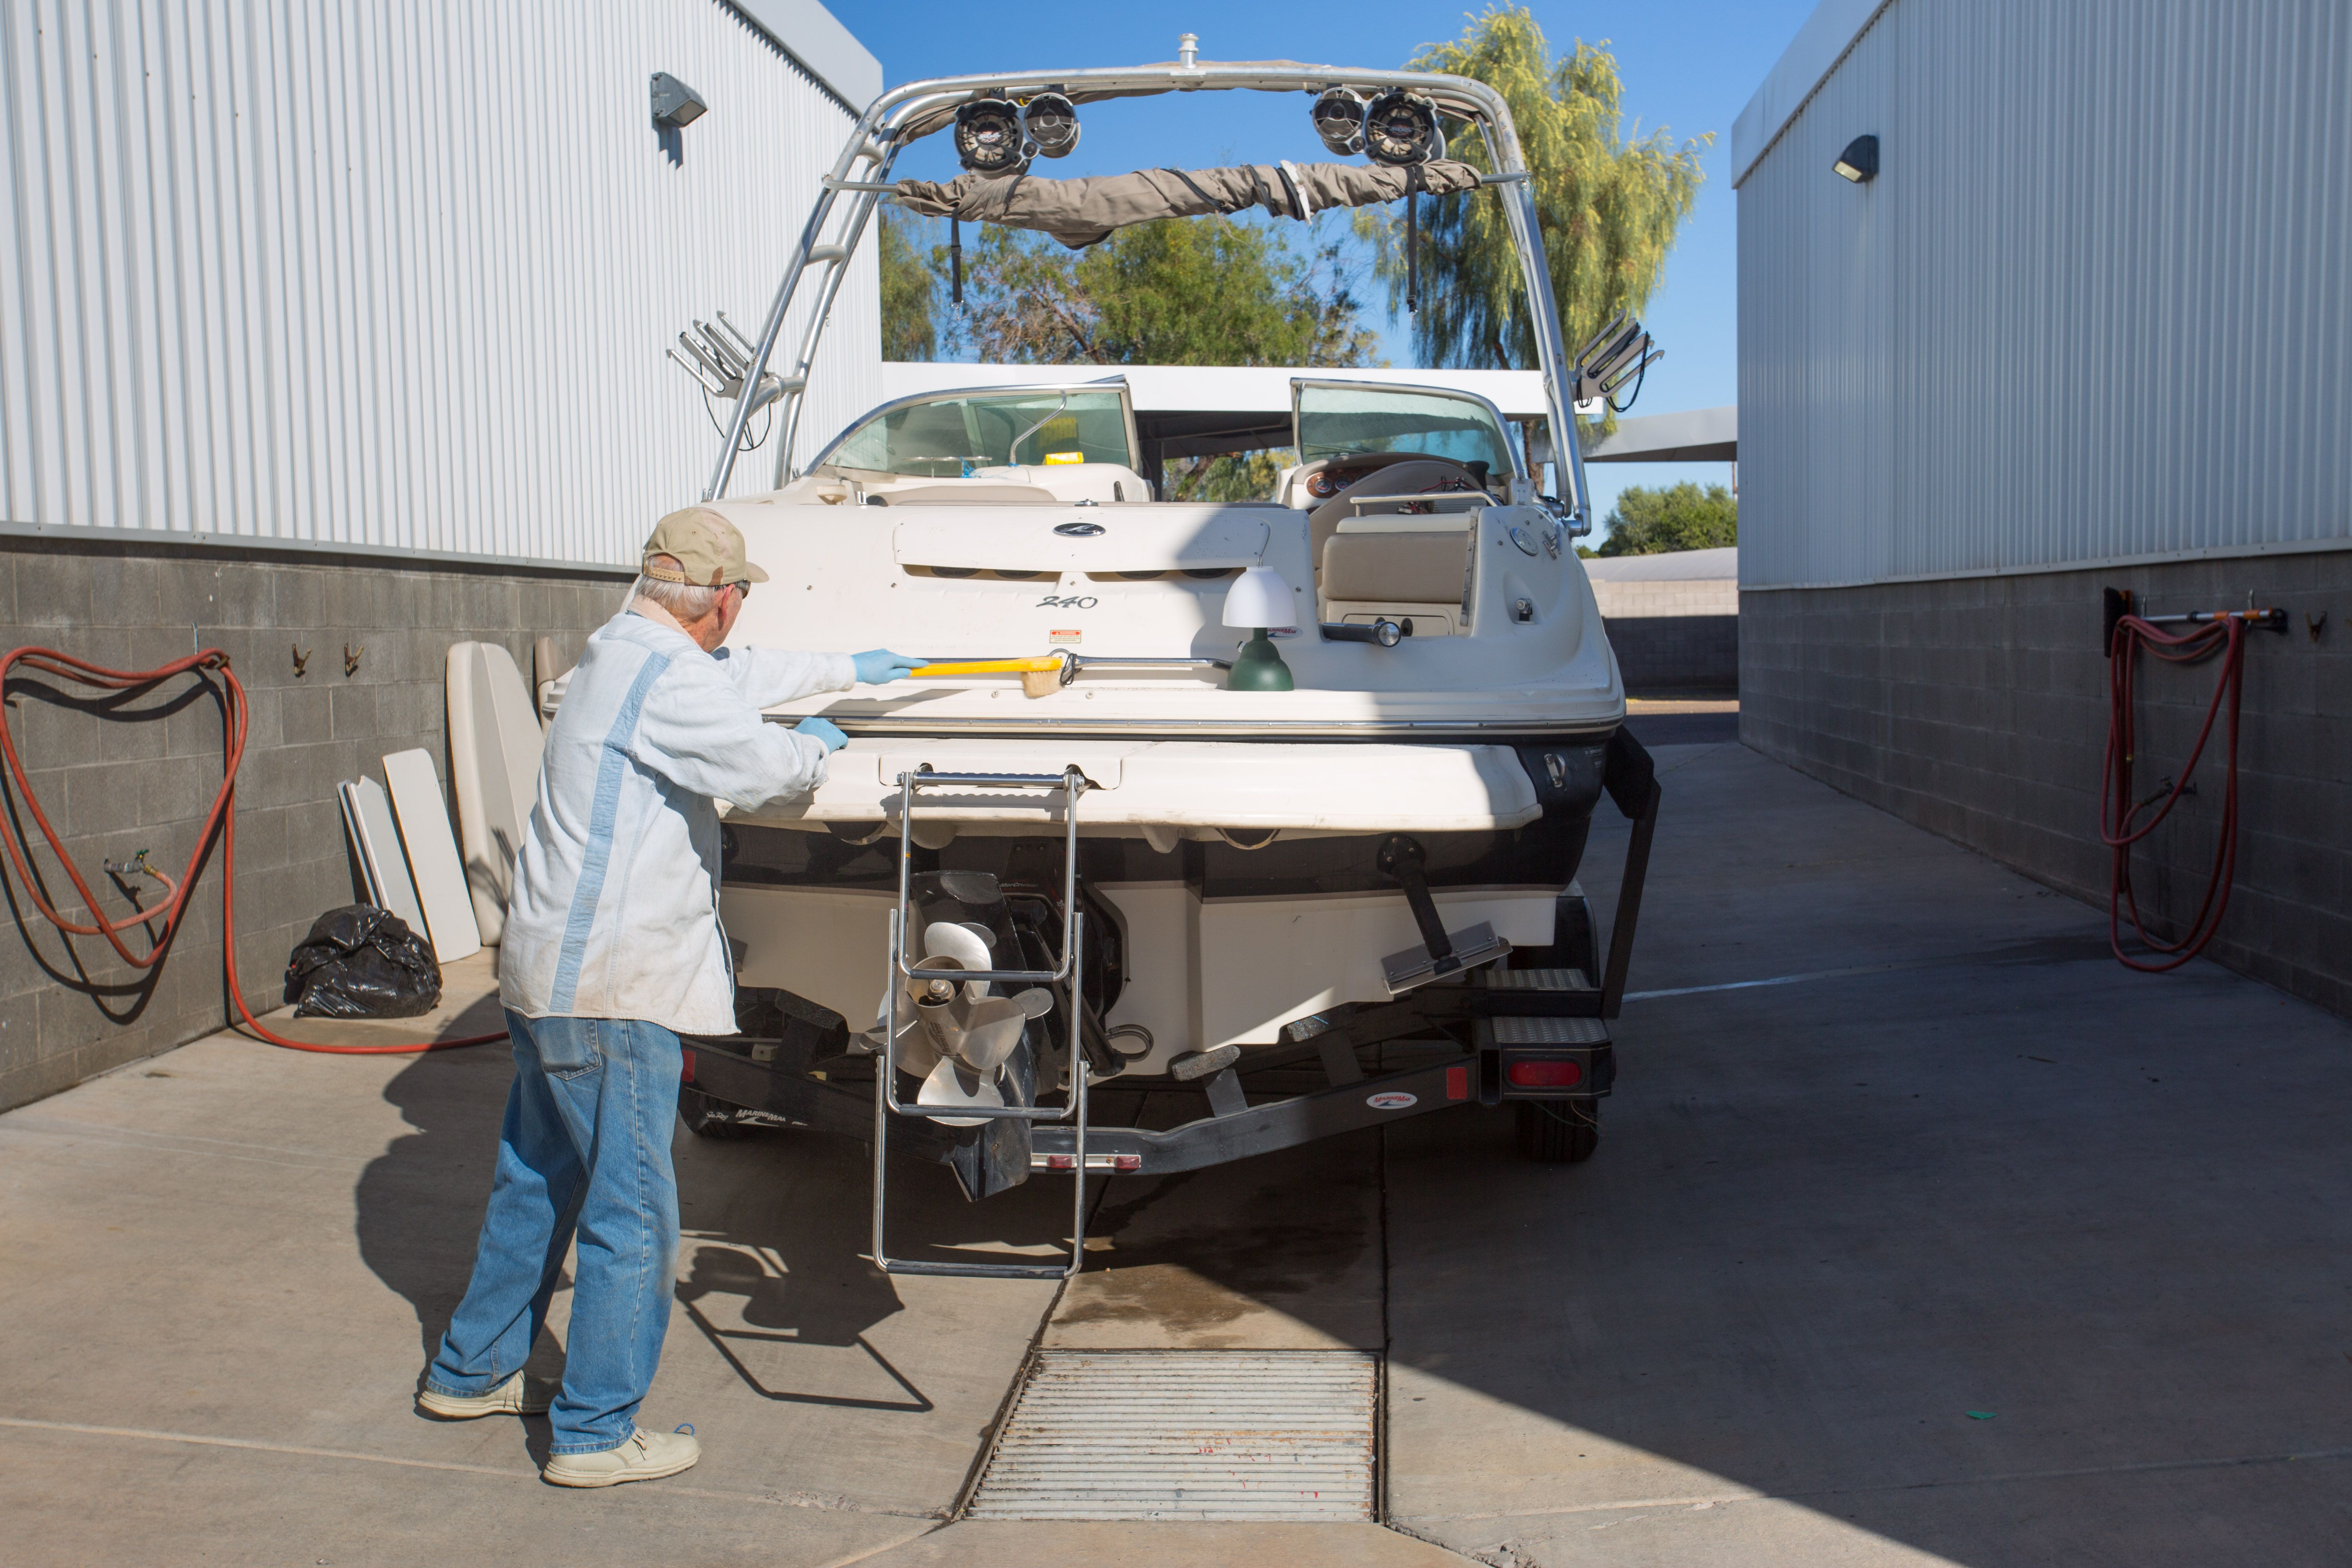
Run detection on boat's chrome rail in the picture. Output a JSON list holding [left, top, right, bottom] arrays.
[[1345, 492, 1492, 517]]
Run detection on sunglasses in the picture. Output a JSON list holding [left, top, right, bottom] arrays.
[[729, 580, 751, 601]]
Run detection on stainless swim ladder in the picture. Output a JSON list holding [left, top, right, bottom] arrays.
[[872, 765, 1092, 1281]]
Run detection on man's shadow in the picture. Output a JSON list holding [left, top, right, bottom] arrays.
[[353, 1046, 935, 1408], [353, 1044, 548, 1369]]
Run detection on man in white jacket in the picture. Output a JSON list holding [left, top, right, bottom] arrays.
[[415, 508, 922, 1488]]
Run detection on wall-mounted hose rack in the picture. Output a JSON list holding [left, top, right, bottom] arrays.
[[2098, 588, 2287, 973]]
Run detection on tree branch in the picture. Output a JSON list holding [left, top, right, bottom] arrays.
[[1043, 294, 1107, 365]]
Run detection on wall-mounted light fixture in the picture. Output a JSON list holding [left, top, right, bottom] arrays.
[[1833, 134, 1879, 183], [650, 72, 708, 129]]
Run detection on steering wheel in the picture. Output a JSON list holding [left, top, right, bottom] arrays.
[[1294, 450, 1413, 503], [1294, 451, 1490, 502], [1304, 455, 1491, 573]]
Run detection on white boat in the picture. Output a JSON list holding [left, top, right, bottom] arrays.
[[663, 44, 1665, 1272]]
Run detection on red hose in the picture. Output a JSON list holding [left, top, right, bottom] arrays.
[[2100, 612, 2250, 972], [0, 644, 503, 1055]]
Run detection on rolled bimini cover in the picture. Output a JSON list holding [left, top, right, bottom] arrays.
[[893, 159, 1482, 249]]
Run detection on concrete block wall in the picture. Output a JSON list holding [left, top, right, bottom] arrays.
[[0, 538, 629, 1112], [1741, 548, 2352, 1016], [1589, 578, 1740, 620], [1601, 614, 1740, 695], [1591, 576, 1741, 694]]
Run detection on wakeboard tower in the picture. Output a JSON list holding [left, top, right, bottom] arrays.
[[650, 42, 1664, 1280]]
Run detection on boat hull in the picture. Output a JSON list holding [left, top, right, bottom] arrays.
[[717, 734, 1604, 1072]]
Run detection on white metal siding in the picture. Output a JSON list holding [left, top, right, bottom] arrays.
[[1737, 0, 2352, 590], [0, 0, 878, 567]]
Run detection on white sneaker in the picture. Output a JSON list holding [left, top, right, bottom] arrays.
[[416, 1370, 555, 1419], [542, 1425, 702, 1489]]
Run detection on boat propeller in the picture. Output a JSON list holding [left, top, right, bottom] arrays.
[[866, 920, 1053, 1123]]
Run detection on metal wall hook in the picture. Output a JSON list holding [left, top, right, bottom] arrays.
[[290, 644, 310, 678], [343, 645, 364, 677]]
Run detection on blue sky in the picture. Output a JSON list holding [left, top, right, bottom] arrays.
[[836, 1, 1818, 538]]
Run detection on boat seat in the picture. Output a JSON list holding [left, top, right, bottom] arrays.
[[870, 483, 1060, 505], [1321, 529, 1471, 606], [976, 462, 1154, 504], [1306, 459, 1481, 568]]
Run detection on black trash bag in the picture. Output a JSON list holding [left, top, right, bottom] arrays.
[[284, 906, 443, 1019]]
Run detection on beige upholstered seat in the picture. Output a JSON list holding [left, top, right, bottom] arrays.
[[871, 483, 1060, 505], [1305, 459, 1479, 568], [1321, 530, 1474, 605], [978, 463, 1155, 504]]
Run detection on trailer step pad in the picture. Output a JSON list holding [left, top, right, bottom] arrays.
[[1481, 967, 1594, 991], [1489, 1015, 1610, 1045], [967, 1349, 1377, 1521]]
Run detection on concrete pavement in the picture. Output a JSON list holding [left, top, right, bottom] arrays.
[[0, 964, 1018, 1564], [2, 737, 2347, 1565], [1384, 741, 2352, 1565]]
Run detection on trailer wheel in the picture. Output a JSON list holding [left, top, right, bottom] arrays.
[[680, 1087, 758, 1140], [1515, 1098, 1600, 1163]]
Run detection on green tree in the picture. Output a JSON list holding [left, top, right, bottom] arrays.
[[942, 215, 1378, 369], [939, 224, 1098, 364], [1358, 8, 1708, 372], [1596, 481, 1737, 555], [1081, 218, 1377, 368], [879, 212, 937, 361], [1165, 450, 1290, 503]]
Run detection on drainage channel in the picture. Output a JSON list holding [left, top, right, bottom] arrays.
[[964, 1348, 1380, 1521]]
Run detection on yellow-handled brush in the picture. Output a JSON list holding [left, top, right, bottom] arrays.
[[909, 654, 1069, 698]]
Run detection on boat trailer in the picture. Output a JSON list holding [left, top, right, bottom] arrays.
[[681, 729, 1661, 1280]]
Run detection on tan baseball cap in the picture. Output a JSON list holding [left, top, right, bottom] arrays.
[[641, 507, 770, 586]]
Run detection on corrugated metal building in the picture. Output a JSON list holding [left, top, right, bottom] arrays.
[[1735, 0, 2352, 1011], [1, 0, 879, 561], [0, 0, 880, 1111]]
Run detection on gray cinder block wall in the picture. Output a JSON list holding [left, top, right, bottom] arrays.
[[1588, 555, 1740, 694], [1741, 549, 2352, 1016], [0, 539, 628, 1112], [1599, 612, 1740, 695]]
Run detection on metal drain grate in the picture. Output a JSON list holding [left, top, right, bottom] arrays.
[[966, 1349, 1379, 1521]]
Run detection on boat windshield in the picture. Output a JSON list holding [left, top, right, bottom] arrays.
[[827, 390, 1134, 476], [1294, 383, 1515, 474]]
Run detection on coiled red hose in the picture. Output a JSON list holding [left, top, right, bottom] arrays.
[[0, 644, 503, 1054], [2101, 612, 2249, 972]]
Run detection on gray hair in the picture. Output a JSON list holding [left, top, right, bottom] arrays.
[[629, 554, 723, 621]]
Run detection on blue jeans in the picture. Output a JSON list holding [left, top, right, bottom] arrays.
[[424, 1011, 683, 1455]]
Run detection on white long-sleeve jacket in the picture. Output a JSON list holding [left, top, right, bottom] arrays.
[[499, 610, 853, 1035]]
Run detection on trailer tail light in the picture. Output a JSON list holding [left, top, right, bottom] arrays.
[[680, 1049, 695, 1083], [1446, 1065, 1469, 1101], [1488, 1038, 1612, 1101]]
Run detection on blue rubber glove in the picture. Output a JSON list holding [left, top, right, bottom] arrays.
[[794, 715, 847, 754], [851, 649, 928, 685]]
